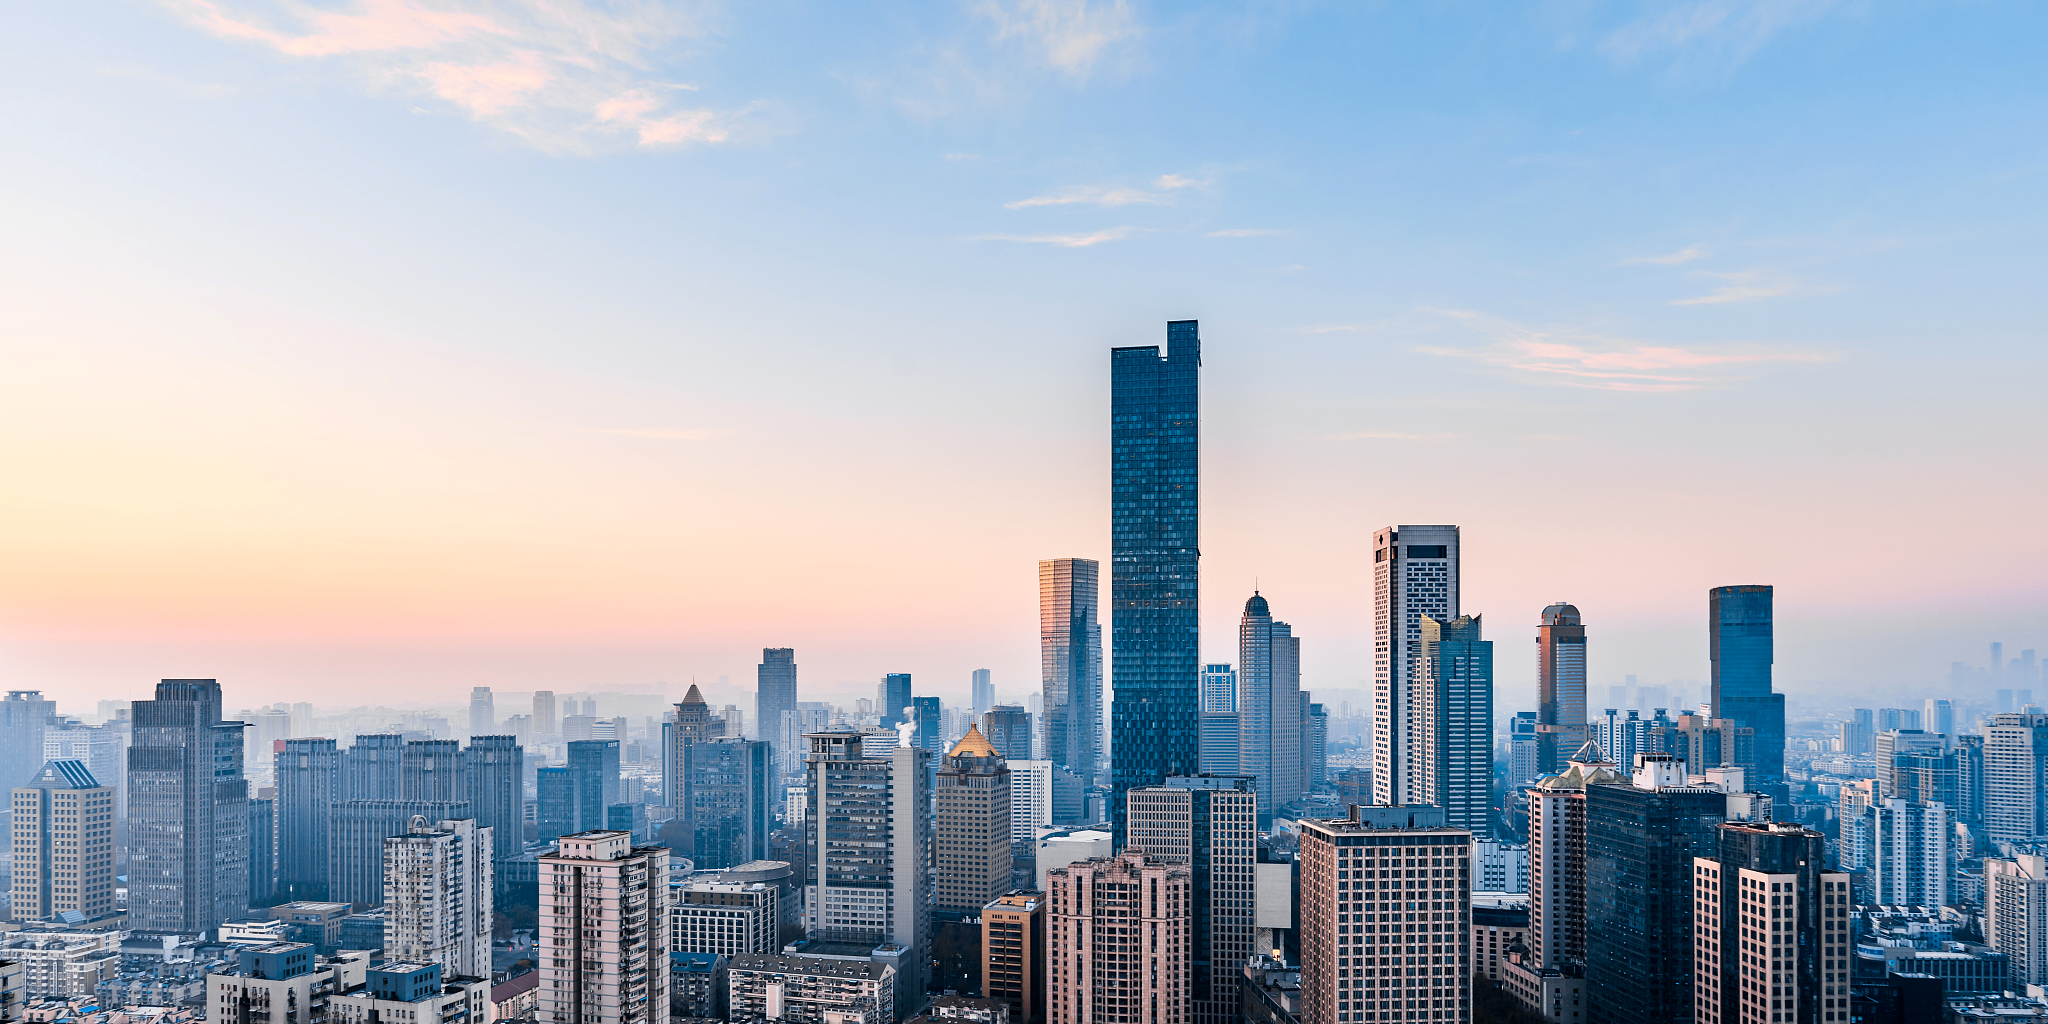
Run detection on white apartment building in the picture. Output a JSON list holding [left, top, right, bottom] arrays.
[[1987, 853, 2048, 988], [327, 961, 492, 1024], [1872, 799, 1948, 908], [539, 830, 671, 1024], [383, 817, 495, 979], [1007, 761, 1056, 841], [0, 930, 123, 999], [669, 880, 777, 956]]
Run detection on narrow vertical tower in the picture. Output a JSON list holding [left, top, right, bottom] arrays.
[[127, 678, 249, 935], [1693, 821, 1845, 1024], [537, 831, 670, 1024], [1039, 558, 1102, 778], [276, 737, 339, 902], [1419, 613, 1494, 835], [1535, 603, 1588, 776], [935, 726, 1013, 916], [1126, 776, 1258, 1024], [1237, 592, 1301, 824], [383, 816, 495, 979], [467, 687, 495, 738], [756, 648, 798, 772], [1110, 321, 1202, 843], [465, 735, 523, 868], [1372, 526, 1460, 807], [1710, 585, 1783, 789]]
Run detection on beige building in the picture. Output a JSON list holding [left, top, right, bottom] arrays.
[[936, 728, 1012, 916], [1499, 948, 1584, 1022], [981, 892, 1043, 1024], [327, 961, 492, 1024], [206, 944, 374, 1024], [10, 760, 117, 924], [0, 931, 122, 999], [1046, 851, 1190, 1024], [1526, 743, 1623, 969], [1986, 852, 2048, 988], [383, 817, 494, 979], [537, 831, 670, 1024], [1127, 776, 1257, 1024]]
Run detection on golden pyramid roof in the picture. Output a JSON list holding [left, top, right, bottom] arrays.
[[948, 724, 999, 758]]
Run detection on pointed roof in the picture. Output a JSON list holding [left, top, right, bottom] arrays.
[[1569, 739, 1606, 764], [23, 759, 99, 790], [948, 724, 999, 758], [681, 684, 706, 707]]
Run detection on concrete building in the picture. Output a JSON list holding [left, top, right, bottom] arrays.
[[1200, 665, 1236, 716], [1006, 762, 1056, 842], [382, 817, 494, 978], [1692, 821, 1848, 1024], [1499, 948, 1584, 1023], [1197, 713, 1239, 777], [1871, 798, 1948, 908], [469, 688, 495, 738], [936, 727, 1012, 917], [1986, 852, 2048, 988], [1297, 805, 1475, 1024], [727, 954, 895, 1024], [10, 760, 116, 923], [1239, 954, 1301, 1024], [981, 892, 1044, 1024], [1033, 827, 1112, 891], [265, 902, 353, 951], [1526, 742, 1624, 968], [1126, 776, 1257, 1024], [802, 732, 933, 1003], [1237, 593, 1302, 826], [537, 831, 670, 1024], [678, 738, 774, 869], [0, 931, 122, 999], [1417, 613, 1492, 836], [1983, 714, 2048, 843], [1045, 851, 1191, 1024], [1470, 901, 1528, 983], [1473, 841, 1529, 895], [1585, 753, 1725, 1024], [328, 797, 471, 909], [1372, 525, 1460, 808], [668, 952, 726, 1020], [128, 679, 250, 935], [327, 961, 491, 1024], [669, 879, 777, 956], [206, 944, 374, 1024]]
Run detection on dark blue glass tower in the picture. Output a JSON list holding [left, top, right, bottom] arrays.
[[1109, 320, 1201, 844], [1709, 585, 1783, 786]]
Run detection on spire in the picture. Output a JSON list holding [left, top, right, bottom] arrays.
[[681, 684, 706, 707], [948, 724, 999, 758]]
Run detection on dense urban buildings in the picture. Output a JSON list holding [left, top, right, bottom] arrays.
[[1235, 593, 1301, 826], [1534, 603, 1587, 776], [982, 891, 1045, 1024], [128, 678, 250, 935], [669, 879, 778, 956], [1108, 322, 1203, 840], [1584, 753, 1725, 1024], [1126, 775, 1257, 1024], [935, 727, 1013, 916], [1046, 851, 1191, 1024], [1986, 853, 2048, 987], [727, 954, 896, 1024], [981, 706, 1032, 763], [1416, 613, 1493, 837], [1984, 713, 2048, 843], [758, 648, 799, 768], [1372, 525, 1460, 807], [536, 831, 670, 1024], [1709, 585, 1786, 790], [1039, 557, 1102, 782], [382, 817, 493, 978], [802, 731, 934, 1001], [10, 759, 116, 923], [1297, 806, 1474, 1024], [1692, 821, 1847, 1024]]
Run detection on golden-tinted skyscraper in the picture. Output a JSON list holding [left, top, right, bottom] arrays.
[[1535, 603, 1588, 775], [936, 726, 1013, 916]]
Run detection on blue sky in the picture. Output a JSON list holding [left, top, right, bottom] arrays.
[[2, 1, 2044, 716]]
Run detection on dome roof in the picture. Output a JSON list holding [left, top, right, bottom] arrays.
[[1541, 602, 1581, 626], [1245, 591, 1269, 617], [948, 725, 1000, 759]]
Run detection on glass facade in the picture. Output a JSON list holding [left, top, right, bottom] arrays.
[[1039, 558, 1102, 777], [1418, 614, 1493, 837], [1535, 603, 1587, 776], [1109, 320, 1202, 844], [1709, 585, 1784, 786]]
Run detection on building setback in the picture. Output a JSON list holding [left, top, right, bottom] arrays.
[[128, 678, 250, 935], [1297, 806, 1474, 1024], [1236, 593, 1301, 826], [1526, 743, 1623, 969], [1534, 603, 1587, 776], [1417, 614, 1493, 837], [1046, 851, 1192, 1024], [1692, 821, 1848, 1024]]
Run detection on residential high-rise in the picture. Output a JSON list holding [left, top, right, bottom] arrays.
[[250, 793, 277, 905], [383, 817, 494, 978], [402, 740, 465, 802], [935, 727, 1012, 916], [536, 831, 670, 1024], [468, 688, 494, 738], [1417, 613, 1493, 836], [681, 739, 773, 869], [1986, 852, 2048, 988], [1527, 743, 1625, 968], [128, 678, 250, 935], [1693, 821, 1847, 1024], [1046, 851, 1191, 1024], [329, 797, 471, 909], [759, 647, 798, 752], [1708, 585, 1785, 789], [982, 891, 1045, 1024], [1840, 709, 1875, 757], [972, 670, 995, 716], [1584, 754, 1725, 1024], [1237, 592, 1301, 825], [727, 955, 895, 1024], [465, 735, 521, 869], [276, 738, 340, 902], [802, 732, 933, 1002], [10, 760, 116, 923], [879, 673, 914, 729], [981, 706, 1033, 763], [1109, 322, 1202, 842], [1372, 525, 1460, 807], [1040, 558, 1104, 780], [533, 691, 557, 739], [1983, 713, 2048, 843], [1534, 603, 1587, 776], [1871, 798, 1948, 907], [1297, 805, 1474, 1024], [1200, 664, 1236, 715], [1127, 775, 1257, 1024]]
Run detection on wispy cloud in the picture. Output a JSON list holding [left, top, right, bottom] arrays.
[[162, 0, 750, 153], [1329, 431, 1456, 441], [973, 227, 1138, 247], [1005, 173, 1203, 209], [593, 428, 727, 441], [1208, 228, 1285, 238], [981, 0, 1140, 79], [1419, 310, 1827, 392], [1670, 270, 1803, 305], [1600, 0, 1840, 74], [1621, 245, 1708, 266]]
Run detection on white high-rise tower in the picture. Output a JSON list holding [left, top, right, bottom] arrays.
[[1372, 525, 1460, 806]]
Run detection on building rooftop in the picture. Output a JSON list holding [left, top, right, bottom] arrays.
[[728, 954, 892, 981], [947, 726, 998, 759]]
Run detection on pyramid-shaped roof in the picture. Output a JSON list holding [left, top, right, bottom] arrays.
[[681, 684, 706, 707], [1569, 739, 1607, 764], [948, 724, 999, 758]]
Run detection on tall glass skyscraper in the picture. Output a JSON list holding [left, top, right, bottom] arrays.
[[757, 647, 798, 757], [1109, 320, 1202, 843], [1535, 602, 1588, 775], [1709, 585, 1784, 787], [1236, 592, 1300, 826], [1039, 557, 1102, 777], [878, 672, 913, 728]]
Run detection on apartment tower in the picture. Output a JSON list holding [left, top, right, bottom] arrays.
[[1237, 593, 1301, 825], [383, 817, 494, 978], [1534, 603, 1588, 776], [1986, 853, 2048, 988], [1526, 743, 1624, 969], [1372, 526, 1460, 807], [1039, 558, 1102, 779], [1109, 322, 1203, 842], [1045, 851, 1192, 1024], [537, 831, 670, 1024], [1126, 776, 1258, 1024], [982, 891, 1046, 1024]]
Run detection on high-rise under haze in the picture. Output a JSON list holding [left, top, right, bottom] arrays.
[[757, 648, 798, 762], [1535, 603, 1587, 776], [879, 673, 914, 729], [1417, 613, 1493, 836], [1109, 321, 1202, 841], [1236, 592, 1300, 824], [11, 759, 116, 923], [1372, 525, 1460, 807], [1709, 585, 1784, 789], [277, 737, 340, 902], [128, 678, 250, 934], [468, 687, 494, 737], [972, 669, 995, 715], [1039, 558, 1102, 778]]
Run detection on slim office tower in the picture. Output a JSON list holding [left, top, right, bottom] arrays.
[[465, 736, 523, 868], [1307, 701, 1329, 790], [982, 891, 1045, 1024], [982, 706, 1033, 763], [384, 818, 495, 978], [545, 739, 623, 838], [277, 738, 340, 902], [468, 688, 494, 738], [1040, 558, 1103, 779], [1709, 586, 1785, 789], [403, 740, 466, 802], [1236, 593, 1302, 825], [1526, 744, 1623, 968], [1585, 754, 1726, 1024], [1693, 822, 1846, 1024], [1417, 614, 1493, 837], [1372, 526, 1460, 807], [330, 798, 472, 908], [1534, 603, 1588, 776], [1982, 713, 2048, 843], [802, 732, 933, 1003], [879, 673, 914, 729], [935, 727, 1012, 916], [1200, 664, 1236, 714], [758, 648, 799, 751], [10, 760, 116, 922], [1298, 806, 1474, 1024], [914, 696, 943, 752], [1045, 851, 1192, 1024], [681, 739, 773, 869], [537, 831, 670, 1024], [1126, 776, 1257, 1024], [533, 691, 557, 739], [128, 678, 250, 935], [1198, 712, 1239, 776], [1871, 799, 1948, 907], [972, 670, 995, 716], [250, 795, 277, 905], [1985, 853, 2048, 988], [1109, 321, 1202, 843]]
